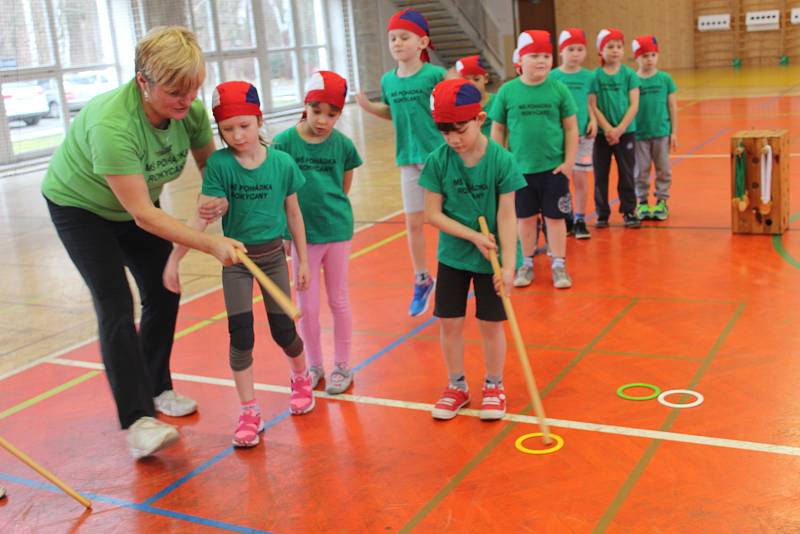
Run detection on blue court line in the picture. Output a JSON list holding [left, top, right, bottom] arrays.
[[353, 316, 438, 372], [0, 472, 274, 534]]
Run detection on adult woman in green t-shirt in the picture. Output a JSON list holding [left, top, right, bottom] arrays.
[[41, 27, 244, 459]]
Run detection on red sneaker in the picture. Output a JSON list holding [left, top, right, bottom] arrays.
[[480, 384, 507, 420], [432, 386, 470, 420]]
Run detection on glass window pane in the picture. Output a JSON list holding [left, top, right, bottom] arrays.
[[218, 0, 255, 50], [191, 0, 215, 52], [296, 0, 326, 46], [223, 58, 261, 90], [267, 52, 300, 109], [262, 0, 294, 49], [3, 78, 64, 155], [200, 61, 221, 116], [300, 47, 329, 82], [0, 0, 54, 70], [53, 0, 115, 67], [62, 68, 119, 122]]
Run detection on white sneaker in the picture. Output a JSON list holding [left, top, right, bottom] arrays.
[[127, 416, 179, 459], [0, 485, 6, 499], [514, 265, 534, 287], [552, 265, 573, 289], [154, 390, 197, 417]]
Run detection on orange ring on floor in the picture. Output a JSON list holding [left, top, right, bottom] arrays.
[[514, 432, 565, 455]]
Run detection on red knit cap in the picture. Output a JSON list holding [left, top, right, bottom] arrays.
[[304, 71, 347, 109], [387, 9, 435, 63], [455, 55, 487, 77], [632, 35, 659, 58], [517, 30, 553, 58], [558, 28, 587, 52], [596, 28, 624, 52], [430, 79, 483, 123], [212, 81, 261, 122]]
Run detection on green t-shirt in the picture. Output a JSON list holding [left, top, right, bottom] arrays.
[[549, 67, 593, 136], [202, 147, 305, 244], [589, 64, 641, 134], [381, 63, 447, 165], [489, 77, 577, 174], [419, 139, 526, 274], [42, 78, 212, 221], [481, 93, 496, 137], [636, 71, 676, 140], [272, 126, 363, 244]]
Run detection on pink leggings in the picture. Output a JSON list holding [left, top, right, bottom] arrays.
[[292, 241, 352, 368]]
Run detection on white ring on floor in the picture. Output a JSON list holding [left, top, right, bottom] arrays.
[[658, 389, 704, 409]]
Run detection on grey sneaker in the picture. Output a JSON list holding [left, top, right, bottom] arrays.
[[552, 265, 573, 289], [513, 264, 534, 287], [127, 416, 179, 459], [154, 390, 197, 417], [309, 365, 325, 389], [325, 365, 353, 395]]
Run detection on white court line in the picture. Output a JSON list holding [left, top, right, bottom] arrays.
[[48, 357, 800, 459], [0, 210, 403, 383]]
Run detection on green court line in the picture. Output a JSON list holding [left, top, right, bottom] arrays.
[[772, 210, 800, 269], [398, 298, 639, 533], [520, 289, 739, 305], [0, 371, 100, 420], [592, 303, 745, 533]]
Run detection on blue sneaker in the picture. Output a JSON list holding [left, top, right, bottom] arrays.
[[409, 279, 435, 317]]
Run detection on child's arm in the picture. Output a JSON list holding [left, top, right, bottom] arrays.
[[343, 169, 354, 195], [495, 191, 516, 297], [609, 88, 640, 143], [554, 115, 578, 175], [588, 94, 614, 138], [668, 92, 678, 150], [424, 191, 496, 258], [285, 193, 310, 291], [163, 194, 217, 293], [355, 91, 392, 120], [586, 104, 598, 138], [490, 122, 508, 148]]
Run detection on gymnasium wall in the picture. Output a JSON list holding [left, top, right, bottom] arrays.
[[553, 0, 695, 70]]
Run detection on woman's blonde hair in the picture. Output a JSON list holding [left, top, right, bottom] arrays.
[[135, 26, 205, 92]]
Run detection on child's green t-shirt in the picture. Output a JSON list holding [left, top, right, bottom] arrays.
[[489, 77, 577, 174], [636, 71, 677, 140], [418, 139, 526, 274], [549, 67, 594, 136], [589, 64, 641, 134], [481, 92, 497, 137]]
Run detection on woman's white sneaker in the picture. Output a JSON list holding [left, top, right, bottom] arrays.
[[127, 416, 179, 459], [154, 390, 197, 417]]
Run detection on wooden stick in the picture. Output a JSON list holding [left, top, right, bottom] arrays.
[[236, 249, 301, 320], [478, 216, 552, 444], [0, 436, 91, 508]]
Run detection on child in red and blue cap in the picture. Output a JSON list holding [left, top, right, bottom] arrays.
[[454, 55, 496, 136], [356, 9, 446, 318], [632, 35, 678, 221], [419, 78, 526, 421]]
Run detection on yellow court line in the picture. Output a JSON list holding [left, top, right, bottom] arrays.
[[0, 371, 100, 421], [173, 229, 408, 339]]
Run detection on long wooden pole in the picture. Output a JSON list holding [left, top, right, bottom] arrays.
[[236, 250, 301, 320], [478, 216, 552, 444], [0, 436, 91, 508]]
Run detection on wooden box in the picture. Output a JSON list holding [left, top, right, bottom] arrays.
[[730, 129, 790, 234]]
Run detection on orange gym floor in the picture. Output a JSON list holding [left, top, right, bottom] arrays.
[[2, 77, 800, 532]]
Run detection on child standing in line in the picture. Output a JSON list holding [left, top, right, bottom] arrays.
[[589, 28, 641, 229], [490, 30, 578, 290], [420, 78, 526, 420], [163, 82, 314, 448], [549, 28, 597, 240], [632, 35, 678, 221], [356, 9, 446, 317], [273, 71, 363, 394], [454, 55, 496, 137]]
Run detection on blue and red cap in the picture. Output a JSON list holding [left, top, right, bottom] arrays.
[[430, 79, 483, 123], [632, 35, 658, 58], [212, 81, 261, 122], [387, 9, 435, 62], [455, 55, 487, 77]]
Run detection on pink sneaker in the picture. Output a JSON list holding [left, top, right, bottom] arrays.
[[233, 409, 264, 447], [289, 373, 315, 415], [480, 384, 507, 420], [432, 386, 470, 420]]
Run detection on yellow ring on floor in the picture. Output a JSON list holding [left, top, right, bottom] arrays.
[[515, 432, 565, 455]]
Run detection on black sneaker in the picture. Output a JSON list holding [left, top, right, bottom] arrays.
[[573, 219, 591, 239], [595, 218, 609, 228], [565, 215, 574, 236], [623, 212, 641, 228]]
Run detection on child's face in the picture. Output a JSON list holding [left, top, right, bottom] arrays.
[[388, 29, 428, 62], [441, 114, 485, 154], [601, 40, 625, 65], [560, 44, 587, 68], [636, 51, 659, 70], [461, 73, 488, 92], [218, 114, 262, 152], [304, 102, 341, 137], [520, 52, 553, 81]]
